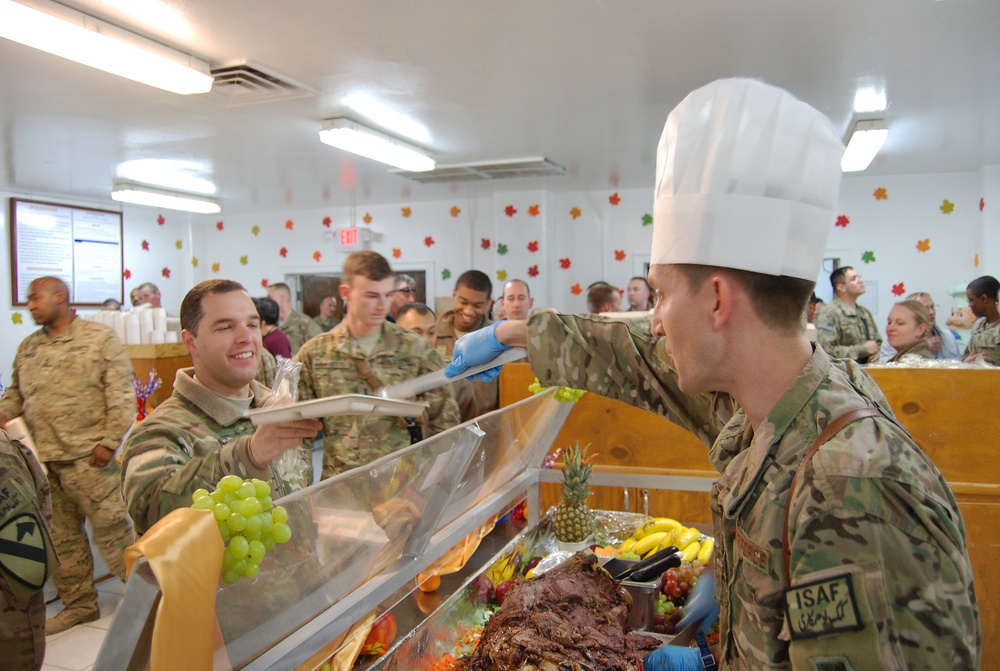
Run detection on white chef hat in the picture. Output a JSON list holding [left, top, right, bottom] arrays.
[[651, 78, 843, 280]]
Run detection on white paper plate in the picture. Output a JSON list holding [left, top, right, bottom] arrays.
[[244, 394, 429, 426]]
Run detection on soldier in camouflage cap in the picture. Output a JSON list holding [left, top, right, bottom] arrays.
[[0, 432, 59, 670], [121, 280, 322, 536], [267, 282, 323, 355], [0, 276, 136, 635], [295, 252, 460, 480], [447, 79, 980, 669]]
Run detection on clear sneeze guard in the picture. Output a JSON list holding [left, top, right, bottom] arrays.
[[95, 389, 572, 671]]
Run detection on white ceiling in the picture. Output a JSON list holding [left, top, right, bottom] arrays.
[[1, 0, 998, 215]]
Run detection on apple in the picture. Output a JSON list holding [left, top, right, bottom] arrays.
[[494, 579, 517, 605], [470, 574, 495, 604], [360, 612, 397, 656]]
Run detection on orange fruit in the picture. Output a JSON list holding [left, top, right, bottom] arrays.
[[417, 573, 441, 592]]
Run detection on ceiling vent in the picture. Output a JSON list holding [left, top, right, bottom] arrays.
[[390, 157, 566, 184], [206, 62, 315, 106]]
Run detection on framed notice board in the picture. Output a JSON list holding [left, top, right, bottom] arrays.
[[9, 198, 124, 306]]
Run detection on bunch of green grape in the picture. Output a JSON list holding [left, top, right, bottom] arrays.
[[191, 475, 292, 584], [527, 378, 586, 403], [618, 551, 641, 561]]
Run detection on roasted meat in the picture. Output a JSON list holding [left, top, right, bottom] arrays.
[[466, 552, 660, 671]]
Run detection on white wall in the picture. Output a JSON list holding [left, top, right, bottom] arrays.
[[2, 167, 997, 387]]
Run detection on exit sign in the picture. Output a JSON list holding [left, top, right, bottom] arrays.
[[338, 227, 360, 250]]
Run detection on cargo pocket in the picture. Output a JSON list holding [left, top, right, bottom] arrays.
[[785, 564, 904, 671]]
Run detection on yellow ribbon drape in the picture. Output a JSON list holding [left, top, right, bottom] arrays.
[[125, 507, 226, 671]]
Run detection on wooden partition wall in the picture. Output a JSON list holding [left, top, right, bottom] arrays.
[[500, 362, 1000, 667]]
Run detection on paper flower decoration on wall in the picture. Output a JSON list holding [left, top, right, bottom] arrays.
[[570, 207, 582, 220], [442, 269, 451, 280], [212, 262, 220, 273], [527, 241, 539, 253], [980, 198, 985, 212], [175, 240, 183, 249], [392, 248, 402, 259], [916, 239, 931, 253], [450, 206, 461, 217], [528, 204, 540, 217], [497, 243, 508, 255], [642, 214, 652, 226], [528, 265, 539, 277], [240, 255, 248, 265], [609, 193, 621, 206], [161, 267, 171, 278], [481, 238, 491, 250], [861, 250, 876, 264], [285, 219, 294, 230], [12, 313, 23, 325], [157, 215, 165, 225], [505, 205, 517, 217], [940, 199, 954, 214], [191, 257, 199, 267], [323, 216, 332, 228], [401, 207, 412, 218], [279, 247, 288, 258], [835, 215, 850, 228], [497, 270, 508, 281], [251, 225, 260, 236], [313, 251, 322, 262], [614, 250, 626, 261], [216, 221, 224, 231], [261, 278, 269, 288], [892, 282, 905, 296], [975, 254, 980, 267], [559, 258, 571, 269], [363, 213, 372, 224], [141, 240, 150, 251], [873, 187, 888, 200], [424, 236, 435, 247], [123, 269, 132, 280], [570, 283, 582, 295]]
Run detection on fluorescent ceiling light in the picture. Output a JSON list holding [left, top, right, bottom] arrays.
[[320, 118, 435, 172], [112, 181, 221, 213], [343, 93, 432, 144], [853, 87, 887, 114], [116, 159, 217, 195], [0, 0, 213, 95], [841, 119, 888, 172]]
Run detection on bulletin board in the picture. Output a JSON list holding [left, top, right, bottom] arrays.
[[9, 198, 124, 306]]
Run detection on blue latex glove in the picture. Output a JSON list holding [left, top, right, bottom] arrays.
[[676, 570, 719, 634], [444, 322, 509, 382], [643, 645, 702, 671]]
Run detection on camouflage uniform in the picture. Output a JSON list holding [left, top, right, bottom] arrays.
[[0, 318, 135, 617], [815, 297, 882, 363], [121, 369, 300, 536], [313, 315, 340, 332], [0, 434, 58, 671], [256, 347, 277, 387], [527, 309, 980, 670], [279, 310, 323, 356], [295, 321, 460, 479], [962, 317, 1000, 365], [435, 310, 498, 416]]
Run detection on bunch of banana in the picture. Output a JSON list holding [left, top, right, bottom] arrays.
[[619, 517, 715, 565]]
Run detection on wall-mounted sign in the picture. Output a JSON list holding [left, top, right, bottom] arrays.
[[9, 198, 124, 306], [336, 227, 371, 252]]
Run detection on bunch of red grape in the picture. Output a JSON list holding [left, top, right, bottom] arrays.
[[651, 561, 705, 634], [191, 475, 292, 584]]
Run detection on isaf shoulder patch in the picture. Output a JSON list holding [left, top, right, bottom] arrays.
[[810, 657, 856, 671], [784, 572, 863, 640]]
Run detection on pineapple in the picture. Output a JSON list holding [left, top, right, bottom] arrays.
[[554, 444, 595, 543]]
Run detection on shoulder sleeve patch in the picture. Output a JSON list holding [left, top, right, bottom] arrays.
[[784, 572, 863, 640], [810, 657, 856, 671]]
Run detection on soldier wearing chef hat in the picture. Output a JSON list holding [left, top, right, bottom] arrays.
[[446, 79, 980, 669]]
